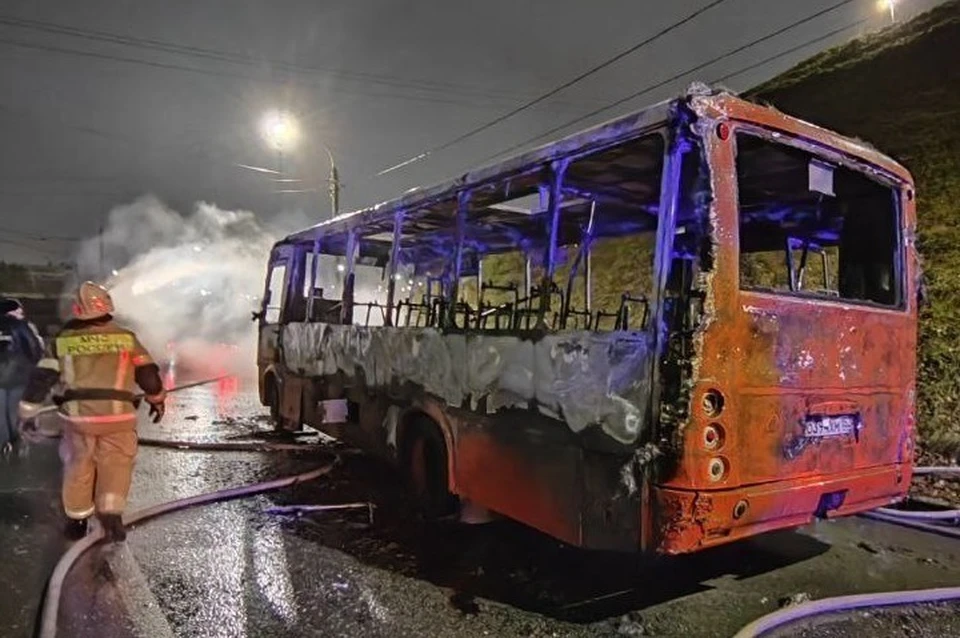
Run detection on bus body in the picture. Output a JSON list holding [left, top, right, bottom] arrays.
[[256, 86, 919, 555]]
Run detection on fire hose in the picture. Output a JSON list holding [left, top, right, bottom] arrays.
[[29, 375, 347, 637], [37, 454, 341, 638], [28, 376, 231, 421], [21, 377, 330, 452], [733, 466, 960, 637]]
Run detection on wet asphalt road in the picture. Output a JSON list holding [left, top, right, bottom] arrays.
[[3, 377, 960, 638], [0, 440, 68, 636]]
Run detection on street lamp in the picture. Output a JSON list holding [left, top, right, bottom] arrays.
[[260, 110, 299, 154], [258, 109, 340, 217], [877, 0, 896, 23], [260, 110, 297, 215]]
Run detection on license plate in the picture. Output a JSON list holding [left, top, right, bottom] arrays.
[[803, 414, 859, 439]]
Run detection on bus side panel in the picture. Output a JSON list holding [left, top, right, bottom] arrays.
[[452, 411, 640, 551], [300, 374, 398, 458], [453, 413, 583, 547], [581, 447, 642, 551]]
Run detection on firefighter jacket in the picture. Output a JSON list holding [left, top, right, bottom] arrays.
[[21, 315, 164, 435]]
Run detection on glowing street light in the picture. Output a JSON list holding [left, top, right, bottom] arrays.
[[877, 0, 896, 23], [257, 109, 341, 216], [260, 110, 299, 153]]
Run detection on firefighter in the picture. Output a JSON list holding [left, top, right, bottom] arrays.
[[18, 281, 166, 541]]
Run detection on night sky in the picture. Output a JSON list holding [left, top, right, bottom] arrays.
[[0, 0, 947, 263]]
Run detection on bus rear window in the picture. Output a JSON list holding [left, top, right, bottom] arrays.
[[736, 133, 901, 308]]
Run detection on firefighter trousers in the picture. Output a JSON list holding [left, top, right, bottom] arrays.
[[60, 426, 138, 519]]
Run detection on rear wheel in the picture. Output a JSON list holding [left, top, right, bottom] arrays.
[[402, 421, 457, 519], [267, 377, 281, 423], [267, 377, 301, 432]]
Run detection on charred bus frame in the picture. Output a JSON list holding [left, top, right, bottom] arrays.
[[257, 86, 919, 555]]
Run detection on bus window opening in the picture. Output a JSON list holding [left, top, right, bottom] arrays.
[[737, 133, 901, 307]]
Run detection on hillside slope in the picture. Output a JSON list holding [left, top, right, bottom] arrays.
[[751, 1, 960, 454]]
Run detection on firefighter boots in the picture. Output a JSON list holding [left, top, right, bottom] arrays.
[[64, 517, 89, 541], [98, 513, 126, 542]]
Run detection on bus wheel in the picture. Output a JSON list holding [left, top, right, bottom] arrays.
[[267, 379, 280, 422], [403, 422, 457, 519], [267, 378, 299, 432]]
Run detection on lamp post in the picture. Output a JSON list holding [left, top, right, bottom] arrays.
[[260, 110, 298, 211], [259, 109, 340, 217], [319, 142, 341, 217]]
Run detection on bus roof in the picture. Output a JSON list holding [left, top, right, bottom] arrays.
[[281, 84, 912, 251], [282, 94, 673, 249]]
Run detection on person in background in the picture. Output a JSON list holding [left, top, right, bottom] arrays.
[[3, 297, 44, 349], [0, 297, 44, 454], [19, 282, 166, 541]]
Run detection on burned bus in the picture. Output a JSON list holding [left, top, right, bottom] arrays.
[[256, 86, 919, 555]]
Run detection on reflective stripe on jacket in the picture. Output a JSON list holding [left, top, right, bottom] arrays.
[[38, 317, 158, 433]]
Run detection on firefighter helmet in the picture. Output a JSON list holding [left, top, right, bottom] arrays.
[[73, 281, 115, 320]]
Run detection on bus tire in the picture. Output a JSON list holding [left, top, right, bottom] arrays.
[[402, 420, 457, 519], [265, 375, 280, 420], [267, 376, 300, 432]]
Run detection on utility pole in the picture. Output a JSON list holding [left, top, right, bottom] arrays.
[[328, 163, 340, 217], [321, 144, 340, 217]]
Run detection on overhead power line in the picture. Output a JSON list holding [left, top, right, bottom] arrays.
[[0, 191, 128, 198], [0, 18, 591, 112], [0, 97, 313, 186], [0, 236, 72, 258], [0, 36, 514, 110], [0, 95, 320, 190], [0, 229, 82, 242], [714, 18, 867, 85], [235, 163, 281, 176], [375, 0, 733, 176], [481, 0, 859, 164], [0, 174, 121, 183], [0, 99, 133, 146], [0, 13, 575, 106]]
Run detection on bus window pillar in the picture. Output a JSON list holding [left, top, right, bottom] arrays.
[[341, 230, 358, 325], [562, 200, 596, 329], [444, 191, 470, 329], [475, 258, 484, 329], [523, 255, 532, 301], [306, 237, 321, 321], [384, 209, 405, 327], [538, 160, 569, 329], [652, 134, 692, 345], [647, 127, 693, 452], [585, 242, 593, 315]]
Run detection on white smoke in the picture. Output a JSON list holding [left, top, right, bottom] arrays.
[[71, 195, 312, 379]]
